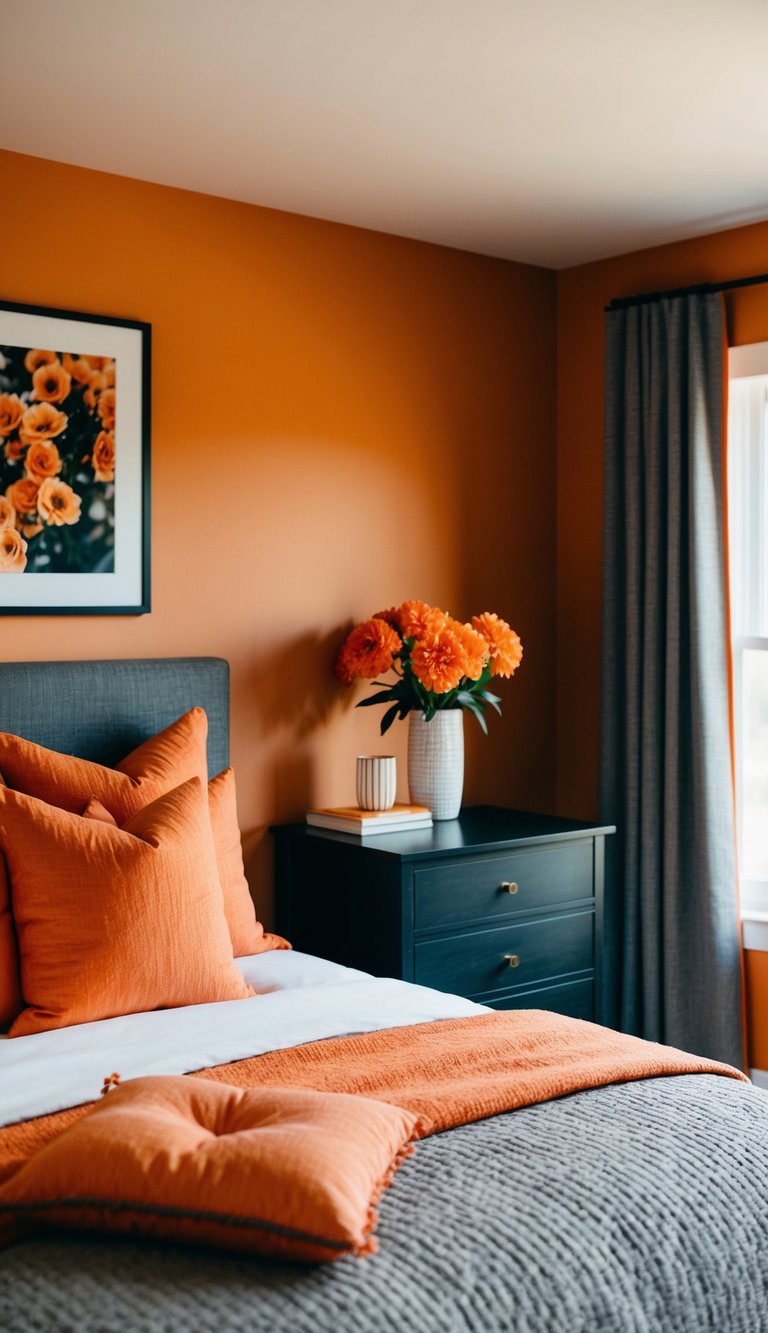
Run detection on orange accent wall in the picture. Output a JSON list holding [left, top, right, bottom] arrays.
[[0, 149, 557, 925]]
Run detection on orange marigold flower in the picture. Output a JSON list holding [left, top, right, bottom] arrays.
[[25, 440, 63, 483], [62, 353, 95, 386], [24, 349, 57, 374], [411, 624, 467, 694], [335, 617, 402, 685], [97, 386, 116, 431], [91, 430, 115, 482], [372, 606, 401, 631], [452, 620, 490, 681], [7, 478, 41, 516], [19, 402, 68, 446], [396, 599, 448, 641], [4, 437, 26, 463], [0, 527, 27, 573], [0, 496, 16, 531], [37, 478, 82, 527], [471, 613, 523, 678], [32, 359, 71, 405], [0, 393, 25, 438]]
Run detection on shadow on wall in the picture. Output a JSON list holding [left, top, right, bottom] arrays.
[[241, 621, 355, 929], [250, 623, 353, 739]]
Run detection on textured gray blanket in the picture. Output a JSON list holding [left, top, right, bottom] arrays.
[[2, 1073, 767, 1333]]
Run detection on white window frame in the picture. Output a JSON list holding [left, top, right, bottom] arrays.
[[728, 342, 768, 946]]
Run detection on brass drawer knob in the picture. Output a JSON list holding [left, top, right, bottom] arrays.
[[501, 881, 519, 894], [504, 954, 521, 968]]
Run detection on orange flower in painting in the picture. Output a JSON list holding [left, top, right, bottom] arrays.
[[19, 402, 68, 446], [20, 521, 43, 539], [24, 349, 57, 374], [97, 387, 116, 431], [37, 478, 82, 527], [25, 441, 63, 483], [0, 393, 24, 437], [396, 599, 447, 641], [452, 620, 490, 681], [83, 372, 107, 412], [4, 437, 26, 463], [0, 496, 16, 531], [91, 430, 115, 482], [471, 613, 523, 678], [410, 624, 467, 694], [83, 355, 107, 371], [62, 353, 94, 386], [7, 478, 41, 516], [0, 527, 27, 573], [335, 618, 402, 685], [32, 359, 71, 405]]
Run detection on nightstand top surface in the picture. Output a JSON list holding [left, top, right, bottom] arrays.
[[271, 805, 615, 860]]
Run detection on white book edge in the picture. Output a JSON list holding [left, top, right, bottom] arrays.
[[306, 814, 433, 833], [306, 809, 431, 827]]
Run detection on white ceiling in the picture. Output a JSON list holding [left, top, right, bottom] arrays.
[[4, 0, 768, 269]]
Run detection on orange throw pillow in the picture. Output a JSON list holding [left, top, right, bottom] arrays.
[[0, 714, 288, 958], [0, 708, 209, 818], [0, 778, 254, 1037], [0, 1075, 418, 1260], [0, 851, 22, 1031]]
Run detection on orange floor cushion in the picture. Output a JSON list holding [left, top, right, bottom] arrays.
[[0, 1075, 418, 1261]]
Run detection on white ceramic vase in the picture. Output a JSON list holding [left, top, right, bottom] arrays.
[[407, 710, 464, 820]]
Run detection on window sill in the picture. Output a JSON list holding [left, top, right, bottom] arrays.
[[742, 913, 768, 951]]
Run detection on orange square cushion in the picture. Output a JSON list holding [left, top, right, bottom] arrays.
[[0, 714, 287, 959], [0, 1075, 417, 1260], [0, 778, 254, 1037]]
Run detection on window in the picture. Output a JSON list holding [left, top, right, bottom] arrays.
[[728, 344, 768, 918]]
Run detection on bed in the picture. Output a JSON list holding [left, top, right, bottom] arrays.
[[1, 656, 768, 1333]]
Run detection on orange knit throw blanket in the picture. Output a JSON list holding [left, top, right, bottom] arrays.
[[0, 1009, 746, 1189]]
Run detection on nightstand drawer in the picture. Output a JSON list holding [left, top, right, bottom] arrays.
[[414, 908, 593, 997], [484, 977, 594, 1021], [414, 840, 593, 932]]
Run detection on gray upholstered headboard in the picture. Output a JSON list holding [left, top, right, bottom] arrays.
[[0, 658, 230, 776]]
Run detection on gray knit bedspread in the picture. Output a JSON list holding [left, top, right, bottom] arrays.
[[2, 1073, 768, 1333]]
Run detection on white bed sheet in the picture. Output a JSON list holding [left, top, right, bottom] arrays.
[[0, 951, 488, 1128]]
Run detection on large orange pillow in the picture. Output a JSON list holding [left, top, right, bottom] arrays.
[[0, 778, 254, 1037], [0, 708, 209, 819], [0, 714, 287, 958], [0, 851, 22, 1031], [207, 768, 290, 957], [0, 1075, 418, 1260]]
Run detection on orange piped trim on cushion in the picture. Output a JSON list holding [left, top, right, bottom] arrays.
[[0, 1075, 418, 1261]]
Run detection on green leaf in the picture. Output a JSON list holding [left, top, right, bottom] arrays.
[[379, 703, 401, 735], [476, 690, 503, 715], [356, 689, 399, 708]]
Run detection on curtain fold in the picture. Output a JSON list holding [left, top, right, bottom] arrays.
[[600, 292, 743, 1068]]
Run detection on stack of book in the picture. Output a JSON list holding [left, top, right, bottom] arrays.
[[305, 803, 433, 835]]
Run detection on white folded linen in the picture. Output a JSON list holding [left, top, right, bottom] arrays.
[[0, 956, 487, 1128]]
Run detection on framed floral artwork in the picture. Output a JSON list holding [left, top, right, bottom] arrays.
[[0, 300, 150, 614]]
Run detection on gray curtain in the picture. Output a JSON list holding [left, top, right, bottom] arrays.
[[600, 291, 743, 1068]]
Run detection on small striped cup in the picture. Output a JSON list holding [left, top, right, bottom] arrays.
[[356, 755, 397, 811]]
